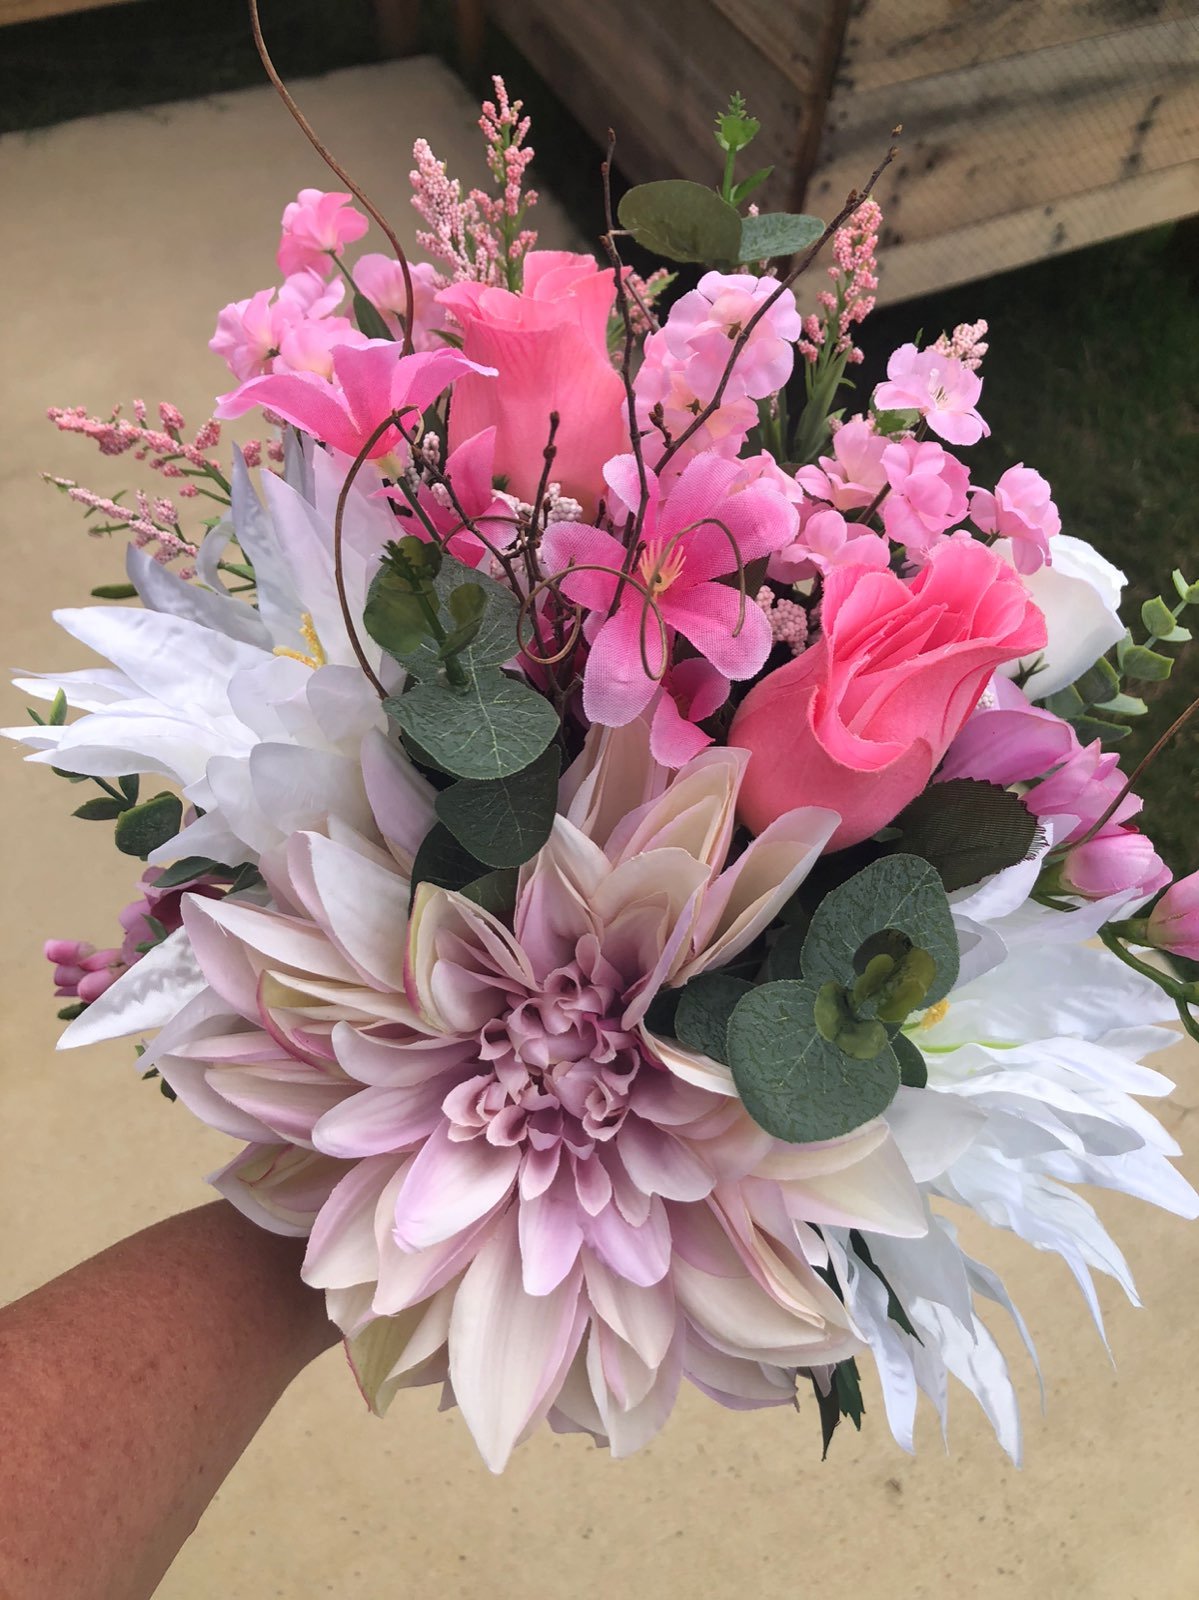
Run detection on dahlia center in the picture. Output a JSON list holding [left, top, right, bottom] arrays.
[[441, 963, 644, 1154]]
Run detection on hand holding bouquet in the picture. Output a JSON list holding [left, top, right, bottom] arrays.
[[11, 67, 1199, 1476]]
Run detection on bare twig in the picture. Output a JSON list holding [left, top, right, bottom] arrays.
[[333, 413, 413, 699], [600, 132, 651, 547], [248, 0, 416, 357], [1069, 691, 1199, 849]]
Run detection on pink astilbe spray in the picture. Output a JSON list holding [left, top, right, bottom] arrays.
[[410, 75, 538, 289], [798, 198, 881, 367], [933, 319, 990, 372]]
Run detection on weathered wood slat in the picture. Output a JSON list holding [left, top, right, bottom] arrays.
[[0, 0, 137, 22], [837, 0, 1199, 95], [487, 0, 815, 210], [806, 17, 1199, 243], [871, 156, 1199, 302]]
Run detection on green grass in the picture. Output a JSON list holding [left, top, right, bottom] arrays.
[[7, 2, 1196, 871]]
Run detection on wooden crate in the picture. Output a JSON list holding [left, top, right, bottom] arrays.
[[486, 0, 1199, 301]]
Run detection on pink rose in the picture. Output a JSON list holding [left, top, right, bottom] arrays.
[[438, 250, 627, 513], [728, 538, 1047, 850]]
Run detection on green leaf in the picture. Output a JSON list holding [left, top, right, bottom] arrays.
[[889, 779, 1038, 893], [737, 212, 824, 262], [1094, 692, 1148, 717], [730, 165, 773, 206], [118, 772, 141, 803], [763, 918, 807, 981], [1043, 684, 1086, 722], [228, 863, 265, 894], [384, 671, 558, 780], [1142, 595, 1178, 638], [617, 180, 742, 265], [1072, 655, 1120, 706], [49, 689, 68, 726], [391, 556, 523, 682], [73, 796, 126, 821], [872, 407, 922, 437], [1074, 713, 1132, 744], [726, 979, 901, 1143], [892, 1031, 928, 1089], [673, 972, 754, 1063], [460, 867, 519, 919], [801, 853, 960, 1008], [1172, 569, 1199, 606], [352, 290, 394, 341], [409, 822, 489, 895], [90, 582, 139, 600], [714, 97, 760, 155], [363, 565, 435, 658], [834, 1358, 864, 1429], [57, 1001, 87, 1021], [433, 744, 561, 868], [113, 792, 184, 859], [151, 855, 231, 889], [1120, 642, 1173, 682], [849, 1231, 921, 1340]]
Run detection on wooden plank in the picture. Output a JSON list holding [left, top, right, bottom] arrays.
[[486, 0, 814, 210], [838, 0, 1199, 95], [0, 0, 137, 22], [870, 157, 1199, 303], [805, 17, 1199, 244], [708, 0, 840, 87]]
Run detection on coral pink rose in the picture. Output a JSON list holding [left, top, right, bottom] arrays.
[[438, 250, 626, 514], [728, 538, 1047, 850]]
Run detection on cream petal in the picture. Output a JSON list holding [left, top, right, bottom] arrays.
[[286, 830, 410, 991]]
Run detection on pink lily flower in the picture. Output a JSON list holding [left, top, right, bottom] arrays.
[[540, 451, 798, 728], [216, 342, 495, 460]]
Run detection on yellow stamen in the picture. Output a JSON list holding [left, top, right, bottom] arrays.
[[638, 539, 687, 596], [273, 611, 327, 670], [918, 998, 950, 1030]]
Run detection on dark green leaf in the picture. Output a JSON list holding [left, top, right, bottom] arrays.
[[57, 1001, 87, 1021], [352, 290, 394, 341], [738, 211, 824, 262], [433, 744, 561, 868], [729, 165, 773, 207], [674, 972, 754, 1063], [763, 918, 807, 981], [890, 779, 1038, 893], [834, 1359, 864, 1429], [118, 772, 141, 803], [391, 556, 522, 682], [152, 855, 231, 889], [385, 671, 558, 780], [159, 1076, 178, 1101], [363, 565, 434, 658], [801, 853, 959, 1008], [52, 769, 90, 784], [891, 1031, 928, 1089], [73, 796, 126, 821], [90, 582, 139, 600], [228, 863, 265, 894], [1120, 642, 1173, 682], [1043, 684, 1086, 721], [726, 979, 900, 1143], [1072, 655, 1120, 706], [410, 822, 489, 896], [617, 180, 742, 265], [850, 1231, 921, 1340], [1074, 713, 1132, 743], [114, 792, 184, 859], [460, 867, 519, 919]]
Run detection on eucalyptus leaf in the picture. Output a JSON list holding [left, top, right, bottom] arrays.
[[1120, 641, 1173, 682], [891, 1031, 929, 1089], [674, 972, 754, 1063], [1072, 656, 1120, 706], [152, 854, 233, 889], [72, 797, 127, 822], [726, 979, 901, 1143], [409, 822, 488, 896], [730, 165, 773, 207], [617, 180, 742, 265], [1074, 713, 1131, 743], [801, 853, 960, 1007], [90, 583, 139, 600], [363, 565, 433, 658], [392, 557, 522, 682], [433, 744, 561, 868], [113, 792, 184, 859], [460, 867, 520, 918], [738, 211, 824, 262], [385, 671, 558, 780], [890, 779, 1038, 893]]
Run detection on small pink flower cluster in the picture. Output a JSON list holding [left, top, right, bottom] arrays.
[[798, 198, 881, 365], [755, 585, 808, 655], [410, 76, 538, 287], [44, 479, 198, 572], [47, 399, 223, 479], [933, 319, 990, 372], [634, 271, 801, 464]]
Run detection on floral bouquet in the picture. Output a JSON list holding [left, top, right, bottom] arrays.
[[11, 58, 1199, 1474]]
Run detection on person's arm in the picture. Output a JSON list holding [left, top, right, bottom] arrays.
[[0, 1202, 338, 1600]]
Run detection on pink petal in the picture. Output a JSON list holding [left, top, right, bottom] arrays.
[[583, 1256, 677, 1368], [539, 522, 626, 612], [391, 1123, 521, 1250], [650, 690, 713, 768], [518, 1170, 585, 1294], [617, 1118, 715, 1202], [581, 604, 664, 727], [662, 580, 772, 680], [303, 1154, 397, 1288], [312, 1079, 451, 1157], [585, 1194, 672, 1286]]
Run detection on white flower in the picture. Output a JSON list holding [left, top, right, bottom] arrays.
[[999, 533, 1126, 698]]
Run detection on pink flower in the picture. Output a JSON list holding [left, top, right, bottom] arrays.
[[940, 676, 1080, 787], [275, 317, 366, 379], [438, 250, 626, 513], [1059, 831, 1170, 901], [970, 465, 1061, 574], [879, 438, 971, 556], [794, 418, 888, 512], [660, 272, 801, 400], [216, 343, 493, 461], [769, 506, 890, 585], [353, 256, 450, 352], [649, 658, 730, 768], [395, 426, 517, 567], [158, 728, 928, 1468], [729, 538, 1047, 850], [1146, 871, 1199, 960], [540, 451, 798, 727], [633, 330, 758, 467], [277, 188, 369, 277], [873, 343, 990, 447], [209, 272, 347, 382]]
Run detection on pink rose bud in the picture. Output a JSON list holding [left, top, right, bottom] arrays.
[[1059, 830, 1170, 901], [1146, 870, 1199, 959], [729, 538, 1046, 851]]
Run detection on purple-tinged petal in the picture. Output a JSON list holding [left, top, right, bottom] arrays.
[[518, 1170, 585, 1294], [391, 1123, 521, 1250]]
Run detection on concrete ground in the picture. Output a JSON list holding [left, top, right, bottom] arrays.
[[2, 57, 1198, 1600]]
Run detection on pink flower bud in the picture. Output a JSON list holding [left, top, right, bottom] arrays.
[[1146, 870, 1199, 960], [1060, 830, 1170, 901]]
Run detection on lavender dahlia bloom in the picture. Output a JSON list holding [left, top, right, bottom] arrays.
[[149, 725, 944, 1469]]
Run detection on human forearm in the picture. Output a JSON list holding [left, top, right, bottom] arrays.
[[0, 1201, 337, 1600]]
